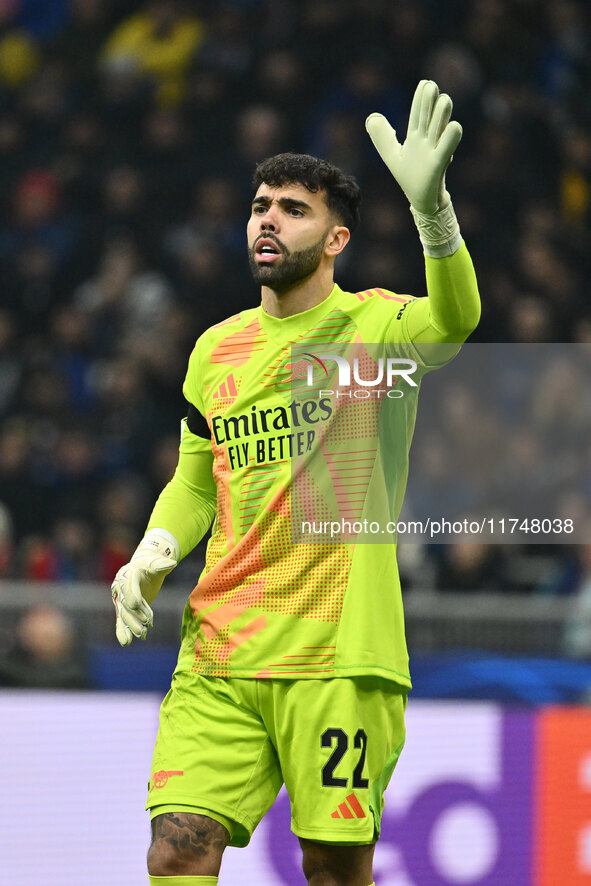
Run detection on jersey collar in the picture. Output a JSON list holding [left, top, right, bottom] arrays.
[[257, 283, 344, 339]]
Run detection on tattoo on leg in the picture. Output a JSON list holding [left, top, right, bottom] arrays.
[[152, 812, 230, 860]]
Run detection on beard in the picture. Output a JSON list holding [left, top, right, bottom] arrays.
[[248, 232, 328, 293]]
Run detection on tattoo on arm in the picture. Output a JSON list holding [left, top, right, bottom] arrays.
[[151, 812, 230, 859]]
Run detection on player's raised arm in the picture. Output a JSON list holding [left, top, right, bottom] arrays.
[[366, 80, 480, 344], [366, 78, 462, 255]]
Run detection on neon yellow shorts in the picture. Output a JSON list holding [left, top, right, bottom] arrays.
[[146, 672, 407, 847]]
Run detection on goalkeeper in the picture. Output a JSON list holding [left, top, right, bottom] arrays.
[[112, 80, 480, 886]]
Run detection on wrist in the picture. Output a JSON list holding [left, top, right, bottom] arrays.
[[410, 201, 462, 258], [133, 529, 180, 562]]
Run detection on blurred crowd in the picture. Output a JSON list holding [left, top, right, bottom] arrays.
[[0, 0, 591, 603]]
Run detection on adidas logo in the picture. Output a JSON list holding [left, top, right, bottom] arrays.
[[212, 373, 238, 400], [330, 792, 366, 819]]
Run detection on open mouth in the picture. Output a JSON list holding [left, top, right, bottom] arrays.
[[255, 237, 282, 263]]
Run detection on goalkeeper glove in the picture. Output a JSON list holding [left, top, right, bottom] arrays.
[[111, 529, 179, 647], [366, 79, 463, 256]]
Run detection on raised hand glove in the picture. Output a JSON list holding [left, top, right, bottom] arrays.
[[366, 79, 463, 256], [111, 529, 179, 647]]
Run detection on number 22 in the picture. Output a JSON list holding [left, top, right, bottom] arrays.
[[321, 727, 369, 788]]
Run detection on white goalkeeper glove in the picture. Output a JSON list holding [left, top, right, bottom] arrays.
[[366, 79, 463, 256], [111, 529, 179, 647]]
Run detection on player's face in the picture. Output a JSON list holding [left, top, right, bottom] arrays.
[[247, 183, 334, 292]]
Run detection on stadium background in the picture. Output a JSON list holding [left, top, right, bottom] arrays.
[[1, 1, 591, 883]]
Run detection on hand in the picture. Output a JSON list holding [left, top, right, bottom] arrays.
[[111, 531, 178, 647], [366, 79, 463, 215]]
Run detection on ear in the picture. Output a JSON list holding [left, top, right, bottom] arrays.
[[325, 225, 350, 257]]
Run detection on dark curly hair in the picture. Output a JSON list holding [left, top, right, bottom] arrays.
[[253, 153, 361, 232]]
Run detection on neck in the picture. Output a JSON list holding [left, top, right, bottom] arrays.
[[261, 266, 335, 318]]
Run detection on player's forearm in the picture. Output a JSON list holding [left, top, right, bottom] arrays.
[[111, 439, 216, 643], [147, 448, 217, 561], [405, 241, 480, 344]]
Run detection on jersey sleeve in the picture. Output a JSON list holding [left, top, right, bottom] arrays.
[[405, 242, 480, 343], [183, 336, 207, 409], [147, 336, 217, 558], [380, 242, 479, 367], [181, 335, 212, 454], [146, 433, 216, 559]]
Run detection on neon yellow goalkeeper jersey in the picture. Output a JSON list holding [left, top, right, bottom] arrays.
[[173, 278, 450, 689]]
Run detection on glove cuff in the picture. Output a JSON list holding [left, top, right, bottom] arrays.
[[132, 529, 180, 563], [410, 201, 462, 258]]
